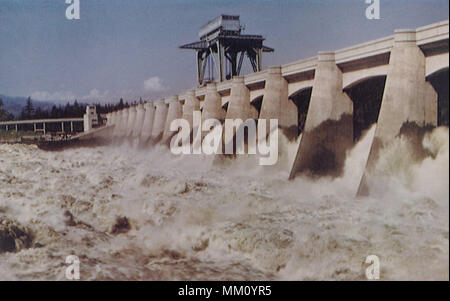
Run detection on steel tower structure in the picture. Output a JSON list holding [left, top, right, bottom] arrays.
[[180, 15, 274, 86]]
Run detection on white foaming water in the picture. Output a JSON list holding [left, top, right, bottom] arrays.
[[0, 125, 448, 280]]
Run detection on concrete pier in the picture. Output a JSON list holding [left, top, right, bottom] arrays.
[[132, 103, 146, 138], [162, 95, 183, 145], [112, 112, 118, 126], [126, 106, 137, 137], [357, 30, 441, 195], [110, 111, 118, 127], [223, 76, 259, 152], [289, 52, 353, 179], [260, 66, 298, 136], [369, 30, 437, 144], [202, 83, 225, 122], [140, 102, 156, 144], [113, 110, 123, 137], [119, 109, 129, 138], [226, 77, 257, 120], [151, 99, 169, 143], [182, 90, 200, 129]]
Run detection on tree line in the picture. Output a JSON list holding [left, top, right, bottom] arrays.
[[0, 97, 138, 122]]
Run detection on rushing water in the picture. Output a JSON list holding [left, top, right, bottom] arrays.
[[0, 125, 448, 280]]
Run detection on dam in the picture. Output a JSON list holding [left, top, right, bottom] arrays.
[[86, 19, 448, 197], [0, 5, 449, 282]]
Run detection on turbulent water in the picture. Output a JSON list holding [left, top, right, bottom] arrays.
[[0, 125, 448, 280]]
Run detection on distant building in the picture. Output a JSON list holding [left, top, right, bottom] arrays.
[[83, 105, 98, 132]]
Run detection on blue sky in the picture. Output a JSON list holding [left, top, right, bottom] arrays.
[[0, 0, 448, 104]]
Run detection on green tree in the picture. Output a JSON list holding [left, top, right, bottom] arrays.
[[73, 99, 80, 116], [0, 98, 14, 121], [20, 97, 35, 120], [0, 98, 6, 120], [118, 98, 124, 110]]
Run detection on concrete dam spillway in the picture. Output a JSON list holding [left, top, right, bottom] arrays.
[[90, 20, 448, 197]]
